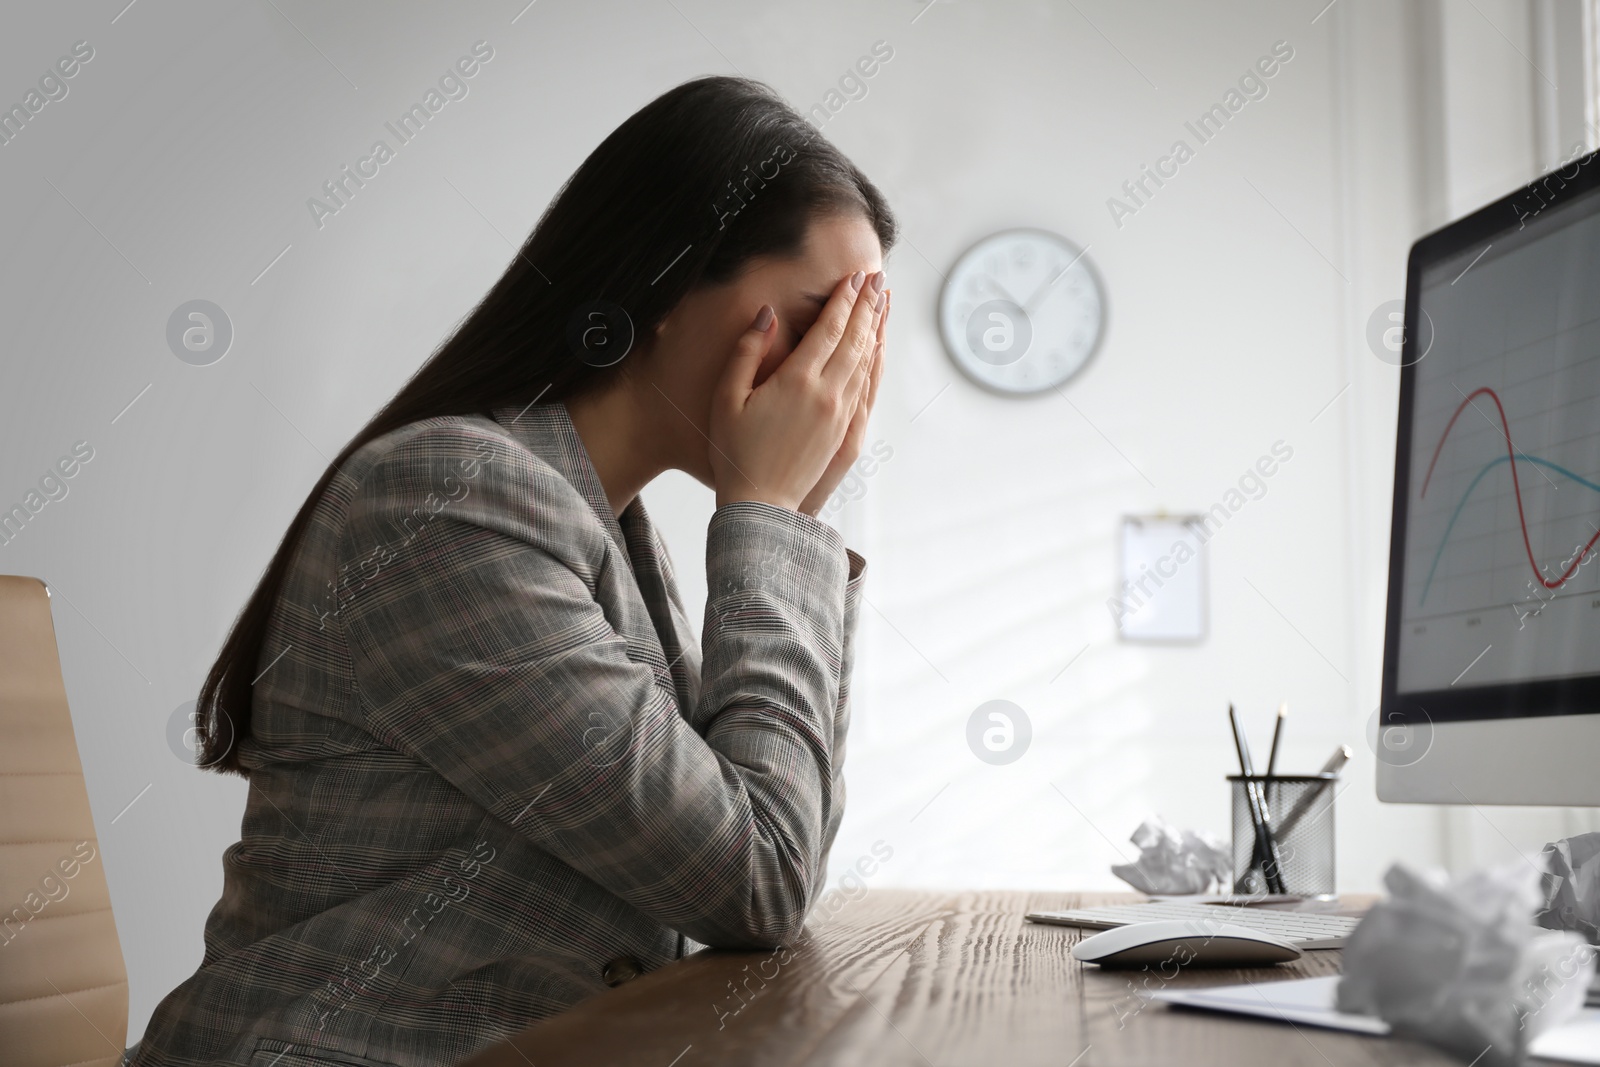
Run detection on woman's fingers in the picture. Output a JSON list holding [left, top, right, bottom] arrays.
[[865, 289, 888, 408], [866, 331, 885, 410], [844, 310, 877, 397], [716, 304, 777, 410], [853, 289, 887, 419], [839, 291, 885, 440], [845, 342, 877, 439], [782, 270, 867, 379], [709, 271, 884, 512], [844, 312, 884, 430], [846, 295, 886, 451], [821, 271, 884, 392]]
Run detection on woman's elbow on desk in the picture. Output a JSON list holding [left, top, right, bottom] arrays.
[[692, 810, 836, 949]]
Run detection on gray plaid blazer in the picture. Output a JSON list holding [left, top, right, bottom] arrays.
[[131, 403, 864, 1067]]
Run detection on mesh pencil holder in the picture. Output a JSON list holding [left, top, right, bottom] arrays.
[[1226, 773, 1337, 899]]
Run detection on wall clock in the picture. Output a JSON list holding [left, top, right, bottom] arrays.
[[937, 228, 1106, 395]]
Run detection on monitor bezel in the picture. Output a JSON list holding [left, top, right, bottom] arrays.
[[1381, 147, 1600, 726]]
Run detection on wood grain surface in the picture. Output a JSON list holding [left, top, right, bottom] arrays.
[[457, 890, 1463, 1067]]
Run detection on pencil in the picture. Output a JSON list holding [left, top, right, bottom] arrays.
[[1229, 704, 1287, 894], [1266, 702, 1286, 777]]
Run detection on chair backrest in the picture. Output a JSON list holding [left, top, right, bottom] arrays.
[[0, 574, 129, 1065]]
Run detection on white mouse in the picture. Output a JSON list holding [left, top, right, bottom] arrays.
[[1069, 919, 1303, 968]]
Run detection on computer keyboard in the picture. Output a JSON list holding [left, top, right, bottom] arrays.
[[1026, 902, 1363, 949]]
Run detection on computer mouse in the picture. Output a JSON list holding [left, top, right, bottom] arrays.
[[1069, 919, 1303, 968]]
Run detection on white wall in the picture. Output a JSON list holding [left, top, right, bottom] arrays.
[[0, 0, 1593, 1043]]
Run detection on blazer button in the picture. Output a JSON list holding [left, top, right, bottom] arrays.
[[601, 955, 641, 987]]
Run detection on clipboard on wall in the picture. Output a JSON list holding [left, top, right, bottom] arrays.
[[1114, 513, 1208, 643]]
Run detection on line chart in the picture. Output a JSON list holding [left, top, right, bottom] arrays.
[[1394, 200, 1600, 694], [1417, 386, 1600, 607]]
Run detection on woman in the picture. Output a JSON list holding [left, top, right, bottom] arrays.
[[130, 75, 895, 1067]]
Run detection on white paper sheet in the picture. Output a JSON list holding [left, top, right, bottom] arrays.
[[1115, 515, 1207, 642], [1153, 975, 1600, 1063]]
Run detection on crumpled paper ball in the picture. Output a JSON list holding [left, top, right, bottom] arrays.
[[1336, 861, 1595, 1067], [1111, 815, 1232, 896], [1536, 831, 1600, 945]]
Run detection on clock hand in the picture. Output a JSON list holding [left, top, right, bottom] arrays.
[[1022, 244, 1093, 314], [984, 276, 1022, 305]]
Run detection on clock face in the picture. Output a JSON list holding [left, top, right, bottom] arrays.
[[937, 229, 1106, 395]]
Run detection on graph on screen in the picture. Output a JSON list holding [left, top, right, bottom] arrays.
[[1396, 251, 1600, 692], [1415, 386, 1600, 609]]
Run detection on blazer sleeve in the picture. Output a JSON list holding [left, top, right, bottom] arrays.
[[809, 550, 865, 903], [336, 423, 851, 949]]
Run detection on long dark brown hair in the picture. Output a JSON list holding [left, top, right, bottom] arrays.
[[196, 75, 898, 774]]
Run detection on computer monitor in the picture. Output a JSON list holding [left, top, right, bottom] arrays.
[[1378, 148, 1600, 806]]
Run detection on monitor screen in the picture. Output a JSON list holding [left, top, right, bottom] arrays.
[[1386, 168, 1600, 715]]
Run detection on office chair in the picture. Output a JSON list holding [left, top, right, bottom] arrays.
[[0, 575, 129, 1066]]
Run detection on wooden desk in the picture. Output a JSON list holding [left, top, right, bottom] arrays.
[[460, 890, 1458, 1066]]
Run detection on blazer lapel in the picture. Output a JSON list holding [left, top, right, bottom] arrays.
[[618, 498, 703, 718], [488, 402, 697, 716], [488, 402, 631, 568]]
